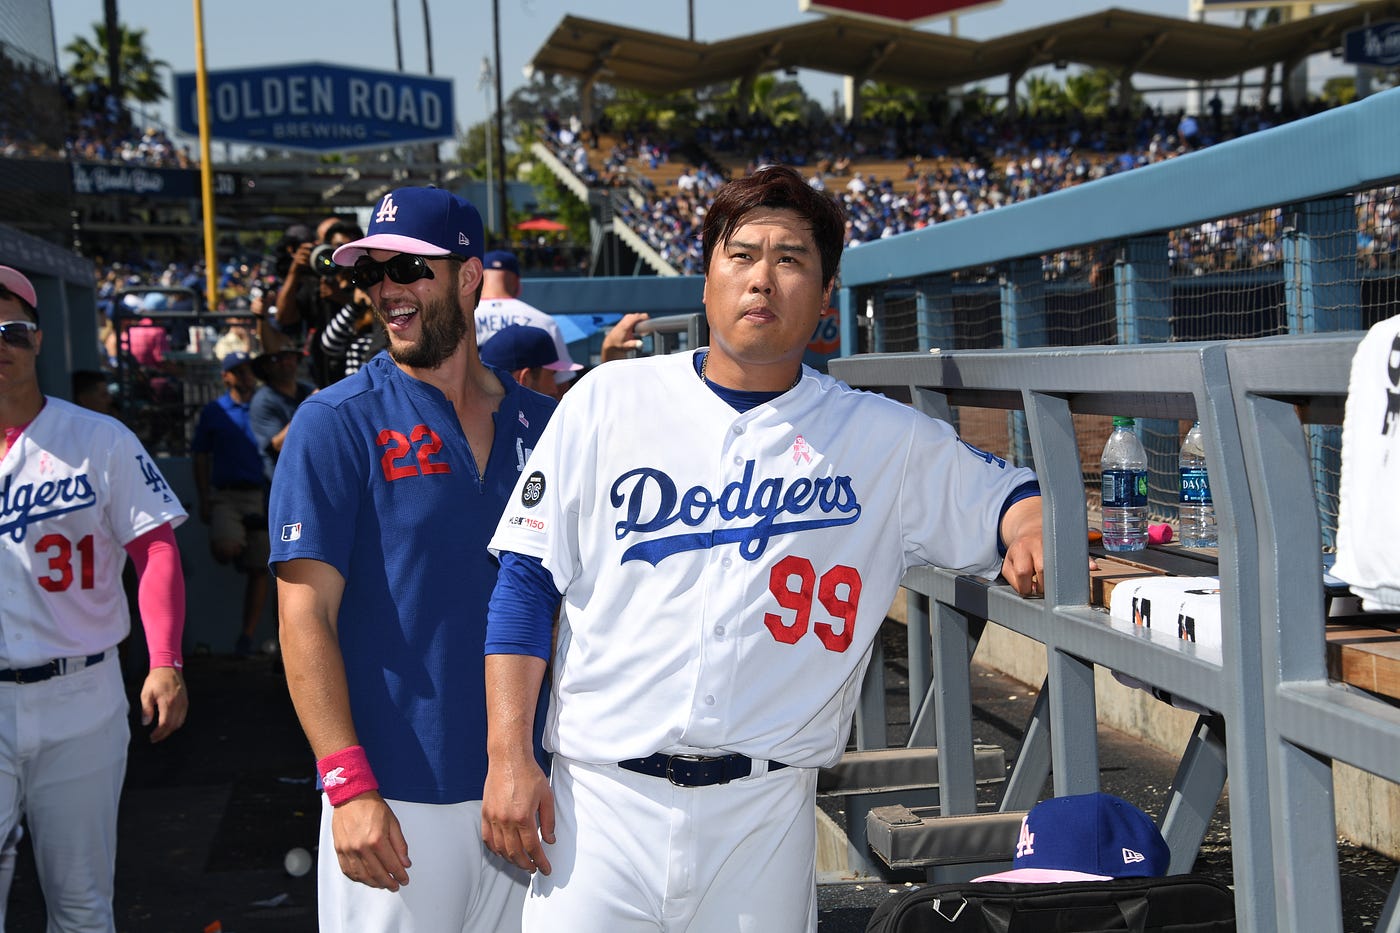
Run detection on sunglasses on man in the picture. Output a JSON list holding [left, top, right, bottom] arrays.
[[349, 253, 462, 290], [0, 320, 38, 349]]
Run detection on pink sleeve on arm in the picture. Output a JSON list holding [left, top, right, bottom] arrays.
[[124, 523, 186, 670]]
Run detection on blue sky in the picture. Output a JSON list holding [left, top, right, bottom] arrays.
[[50, 0, 1347, 143]]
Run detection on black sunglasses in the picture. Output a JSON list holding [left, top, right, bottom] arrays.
[[349, 253, 458, 290], [0, 320, 38, 349]]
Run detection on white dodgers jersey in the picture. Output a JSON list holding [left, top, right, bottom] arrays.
[[490, 352, 1036, 770], [0, 398, 187, 666]]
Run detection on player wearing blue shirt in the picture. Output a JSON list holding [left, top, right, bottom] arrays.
[[269, 187, 553, 933]]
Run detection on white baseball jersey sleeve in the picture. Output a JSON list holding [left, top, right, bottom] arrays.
[[489, 352, 1036, 769], [0, 398, 187, 666]]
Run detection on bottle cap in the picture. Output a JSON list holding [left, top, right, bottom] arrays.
[[1113, 416, 1135, 427]]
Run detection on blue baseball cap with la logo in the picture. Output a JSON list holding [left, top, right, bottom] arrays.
[[972, 792, 1169, 884], [332, 186, 484, 266]]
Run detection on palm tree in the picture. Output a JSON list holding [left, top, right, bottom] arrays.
[[602, 87, 698, 132], [1062, 69, 1118, 118], [64, 21, 170, 108], [1020, 73, 1066, 118], [858, 81, 922, 124], [733, 73, 807, 126]]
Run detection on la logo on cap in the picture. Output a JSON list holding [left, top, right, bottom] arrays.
[[375, 194, 399, 224]]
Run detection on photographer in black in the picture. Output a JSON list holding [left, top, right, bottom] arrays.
[[273, 219, 364, 385]]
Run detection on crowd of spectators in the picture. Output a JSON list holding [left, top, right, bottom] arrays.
[[542, 97, 1400, 278], [1, 41, 194, 167]]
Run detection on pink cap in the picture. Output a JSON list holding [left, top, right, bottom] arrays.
[[0, 266, 37, 311]]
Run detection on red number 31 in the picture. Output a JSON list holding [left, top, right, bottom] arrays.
[[763, 555, 862, 653], [35, 534, 95, 592]]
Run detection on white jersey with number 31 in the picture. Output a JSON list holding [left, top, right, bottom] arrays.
[[0, 398, 186, 667]]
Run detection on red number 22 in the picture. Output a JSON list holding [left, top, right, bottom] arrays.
[[378, 425, 452, 481]]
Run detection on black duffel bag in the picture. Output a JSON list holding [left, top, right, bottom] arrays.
[[865, 875, 1236, 933]]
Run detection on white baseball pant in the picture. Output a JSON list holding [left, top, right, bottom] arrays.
[[318, 796, 529, 932], [0, 657, 129, 933], [524, 756, 819, 933]]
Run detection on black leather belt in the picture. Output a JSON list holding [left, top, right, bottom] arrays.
[[0, 651, 108, 685], [618, 752, 789, 788]]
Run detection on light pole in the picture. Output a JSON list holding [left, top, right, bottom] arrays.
[[492, 0, 508, 239], [478, 57, 495, 233]]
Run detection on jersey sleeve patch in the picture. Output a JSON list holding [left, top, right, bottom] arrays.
[[520, 471, 546, 508]]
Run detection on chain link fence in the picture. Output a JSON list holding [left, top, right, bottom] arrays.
[[855, 183, 1400, 544]]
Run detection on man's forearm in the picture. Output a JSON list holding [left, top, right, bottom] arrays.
[[485, 654, 548, 760], [277, 560, 360, 758]]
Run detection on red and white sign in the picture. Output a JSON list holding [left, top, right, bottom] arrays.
[[799, 0, 1002, 26]]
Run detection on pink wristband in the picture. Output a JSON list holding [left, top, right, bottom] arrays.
[[317, 745, 379, 806]]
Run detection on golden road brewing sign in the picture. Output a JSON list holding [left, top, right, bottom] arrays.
[[174, 62, 453, 152]]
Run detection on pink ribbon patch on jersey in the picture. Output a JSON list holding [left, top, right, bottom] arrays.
[[792, 435, 812, 464]]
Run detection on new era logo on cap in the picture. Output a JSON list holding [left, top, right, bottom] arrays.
[[973, 792, 1170, 885], [332, 187, 485, 267]]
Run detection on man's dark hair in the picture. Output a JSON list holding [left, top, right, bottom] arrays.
[[71, 369, 108, 399], [701, 165, 846, 288], [323, 221, 365, 244]]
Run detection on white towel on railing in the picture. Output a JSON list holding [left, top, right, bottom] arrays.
[[1332, 316, 1400, 612], [1107, 576, 1222, 715]]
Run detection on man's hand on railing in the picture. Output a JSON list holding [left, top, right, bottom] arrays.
[[999, 496, 1045, 598]]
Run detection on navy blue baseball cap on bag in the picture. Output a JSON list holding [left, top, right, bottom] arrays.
[[333, 187, 484, 266], [973, 792, 1170, 883]]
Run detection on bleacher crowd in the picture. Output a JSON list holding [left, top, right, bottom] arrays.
[[546, 99, 1398, 277], [1, 41, 192, 167]]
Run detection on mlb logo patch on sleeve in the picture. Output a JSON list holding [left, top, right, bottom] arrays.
[[281, 523, 302, 542]]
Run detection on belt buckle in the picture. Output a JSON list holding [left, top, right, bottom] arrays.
[[13, 661, 57, 685], [665, 754, 713, 787]]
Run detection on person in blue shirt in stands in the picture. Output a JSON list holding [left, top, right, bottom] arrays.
[[192, 351, 270, 655]]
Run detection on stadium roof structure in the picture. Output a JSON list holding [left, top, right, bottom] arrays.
[[527, 1, 1400, 97]]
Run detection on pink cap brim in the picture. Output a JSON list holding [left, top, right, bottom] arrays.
[[333, 234, 454, 266], [972, 868, 1114, 884], [0, 266, 37, 310], [544, 360, 585, 372]]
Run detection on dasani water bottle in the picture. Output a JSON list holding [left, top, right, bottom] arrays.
[[1178, 420, 1216, 548]]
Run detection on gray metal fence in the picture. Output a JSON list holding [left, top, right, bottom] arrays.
[[826, 87, 1400, 933]]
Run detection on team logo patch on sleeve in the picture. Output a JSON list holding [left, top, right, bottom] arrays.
[[521, 471, 545, 508], [281, 522, 302, 542]]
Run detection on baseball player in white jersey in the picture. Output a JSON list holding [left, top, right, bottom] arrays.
[[480, 167, 1046, 932], [475, 250, 582, 387], [0, 265, 189, 930]]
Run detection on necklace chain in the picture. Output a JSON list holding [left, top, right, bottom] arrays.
[[700, 351, 800, 391]]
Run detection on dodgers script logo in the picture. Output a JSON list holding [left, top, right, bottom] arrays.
[[0, 472, 98, 543], [610, 459, 861, 565]]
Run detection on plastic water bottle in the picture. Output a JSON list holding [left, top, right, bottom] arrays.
[[1101, 416, 1148, 552], [1178, 421, 1217, 548]]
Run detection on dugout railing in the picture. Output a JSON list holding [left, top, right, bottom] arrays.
[[830, 342, 1279, 930], [826, 87, 1400, 933]]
